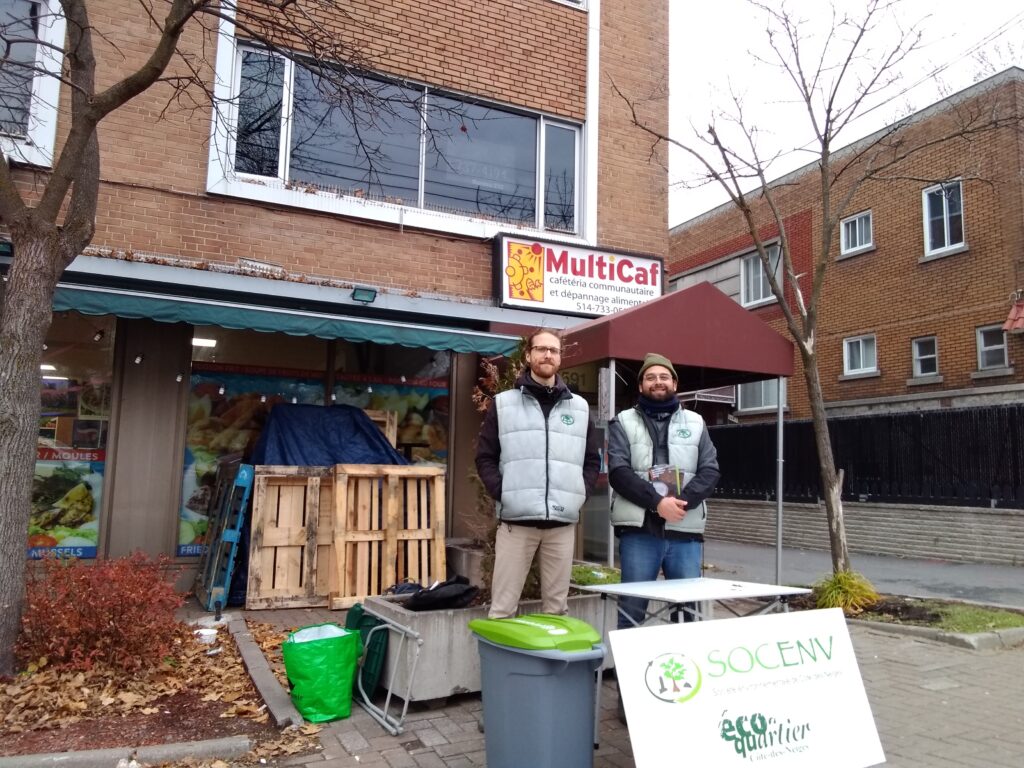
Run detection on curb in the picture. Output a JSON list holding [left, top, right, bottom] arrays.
[[850, 619, 1024, 650], [0, 736, 252, 768], [228, 618, 305, 728]]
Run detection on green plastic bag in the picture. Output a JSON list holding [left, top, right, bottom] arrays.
[[281, 623, 361, 722], [345, 603, 389, 703]]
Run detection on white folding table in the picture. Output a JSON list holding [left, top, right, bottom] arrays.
[[581, 576, 811, 628], [581, 577, 812, 747]]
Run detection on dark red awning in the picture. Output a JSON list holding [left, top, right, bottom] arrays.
[[1003, 300, 1024, 333], [562, 281, 794, 389]]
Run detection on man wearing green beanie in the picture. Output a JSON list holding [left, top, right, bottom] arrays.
[[607, 352, 720, 635]]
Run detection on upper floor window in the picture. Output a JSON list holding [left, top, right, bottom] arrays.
[[912, 336, 938, 377], [843, 334, 877, 375], [737, 378, 786, 412], [228, 48, 580, 234], [740, 244, 780, 307], [976, 325, 1008, 370], [0, 0, 65, 166], [840, 210, 873, 256], [922, 181, 964, 257]]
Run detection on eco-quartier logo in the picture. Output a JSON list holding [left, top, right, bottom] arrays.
[[644, 652, 702, 703]]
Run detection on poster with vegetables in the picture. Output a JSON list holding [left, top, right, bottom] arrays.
[[28, 448, 104, 559], [332, 375, 449, 464], [179, 366, 325, 556]]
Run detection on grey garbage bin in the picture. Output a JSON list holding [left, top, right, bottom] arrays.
[[469, 613, 605, 768]]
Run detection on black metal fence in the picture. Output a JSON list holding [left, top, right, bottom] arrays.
[[709, 403, 1024, 508]]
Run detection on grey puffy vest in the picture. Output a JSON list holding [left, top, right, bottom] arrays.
[[494, 388, 590, 523]]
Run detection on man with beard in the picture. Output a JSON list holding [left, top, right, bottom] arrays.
[[476, 329, 601, 619], [608, 352, 720, 632]]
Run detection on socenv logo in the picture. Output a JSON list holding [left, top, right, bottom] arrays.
[[644, 652, 702, 703], [561, 414, 575, 425]]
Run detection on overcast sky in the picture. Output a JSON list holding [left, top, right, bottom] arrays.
[[668, 0, 1024, 226]]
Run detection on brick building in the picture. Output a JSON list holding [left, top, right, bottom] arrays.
[[670, 68, 1024, 423], [4, 0, 669, 570]]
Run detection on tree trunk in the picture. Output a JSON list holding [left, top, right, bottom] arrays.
[[0, 232, 60, 675], [800, 345, 852, 574]]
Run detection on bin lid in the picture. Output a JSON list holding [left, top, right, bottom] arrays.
[[468, 613, 601, 652]]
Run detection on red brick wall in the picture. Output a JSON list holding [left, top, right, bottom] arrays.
[[670, 75, 1024, 419], [11, 1, 667, 300], [597, 0, 669, 259]]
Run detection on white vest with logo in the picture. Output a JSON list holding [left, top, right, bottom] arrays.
[[611, 407, 708, 534]]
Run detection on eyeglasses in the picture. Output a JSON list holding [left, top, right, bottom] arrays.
[[530, 345, 562, 356], [643, 374, 674, 383]]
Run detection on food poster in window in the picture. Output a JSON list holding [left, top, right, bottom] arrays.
[[28, 449, 105, 559], [179, 364, 326, 556], [332, 374, 449, 464]]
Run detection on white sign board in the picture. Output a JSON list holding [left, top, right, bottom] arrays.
[[494, 234, 662, 316], [609, 609, 885, 768]]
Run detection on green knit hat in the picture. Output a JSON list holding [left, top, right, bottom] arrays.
[[639, 352, 677, 382]]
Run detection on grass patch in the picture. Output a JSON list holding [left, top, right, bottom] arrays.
[[571, 563, 621, 586], [868, 600, 1024, 634]]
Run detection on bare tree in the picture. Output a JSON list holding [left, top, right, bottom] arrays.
[[616, 0, 1019, 575], [0, 0, 460, 675]]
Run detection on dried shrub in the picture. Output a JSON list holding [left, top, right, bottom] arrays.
[[812, 570, 880, 615], [16, 552, 186, 672]]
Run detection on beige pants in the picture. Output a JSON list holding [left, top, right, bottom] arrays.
[[488, 522, 576, 619]]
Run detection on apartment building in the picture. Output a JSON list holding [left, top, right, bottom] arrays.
[[4, 0, 669, 565], [670, 69, 1024, 422]]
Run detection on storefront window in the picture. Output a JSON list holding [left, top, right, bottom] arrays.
[[31, 312, 116, 559], [178, 328, 452, 557]]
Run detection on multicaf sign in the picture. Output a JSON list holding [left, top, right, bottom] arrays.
[[494, 234, 662, 316], [609, 609, 884, 767]]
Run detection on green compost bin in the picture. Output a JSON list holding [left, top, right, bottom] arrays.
[[469, 614, 605, 768], [281, 623, 361, 723]]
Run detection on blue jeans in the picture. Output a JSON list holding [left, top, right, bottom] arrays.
[[617, 534, 702, 629]]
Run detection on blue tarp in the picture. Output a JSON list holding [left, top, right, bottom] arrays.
[[252, 404, 408, 466]]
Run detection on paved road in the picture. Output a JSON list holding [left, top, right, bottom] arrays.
[[705, 539, 1024, 609]]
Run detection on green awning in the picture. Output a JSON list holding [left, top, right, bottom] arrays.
[[53, 284, 518, 356]]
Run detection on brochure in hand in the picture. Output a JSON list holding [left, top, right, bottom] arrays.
[[648, 464, 692, 498]]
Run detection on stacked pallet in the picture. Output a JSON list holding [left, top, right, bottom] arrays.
[[246, 464, 446, 610]]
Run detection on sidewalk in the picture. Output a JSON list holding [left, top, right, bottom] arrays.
[[704, 539, 1024, 609]]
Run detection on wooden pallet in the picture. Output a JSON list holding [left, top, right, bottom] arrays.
[[364, 409, 398, 447], [246, 466, 335, 609], [330, 465, 446, 610], [246, 463, 446, 610]]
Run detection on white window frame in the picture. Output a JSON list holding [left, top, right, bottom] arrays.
[[911, 336, 938, 378], [843, 334, 877, 375], [976, 325, 1008, 371], [736, 378, 787, 413], [550, 0, 588, 9], [840, 210, 873, 256], [921, 180, 965, 257], [0, 0, 66, 167], [739, 244, 780, 308], [207, 20, 591, 243]]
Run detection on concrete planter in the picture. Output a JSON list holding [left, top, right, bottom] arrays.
[[365, 591, 616, 703]]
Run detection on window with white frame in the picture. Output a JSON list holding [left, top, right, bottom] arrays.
[[922, 181, 964, 256], [227, 48, 581, 233], [737, 378, 786, 411], [840, 210, 873, 255], [0, 0, 65, 167], [843, 334, 877, 375], [976, 326, 1008, 370], [912, 336, 938, 377], [740, 244, 780, 307]]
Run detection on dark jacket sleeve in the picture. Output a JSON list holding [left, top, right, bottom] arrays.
[[607, 417, 663, 511], [474, 404, 502, 501], [583, 416, 601, 497], [679, 428, 721, 509]]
